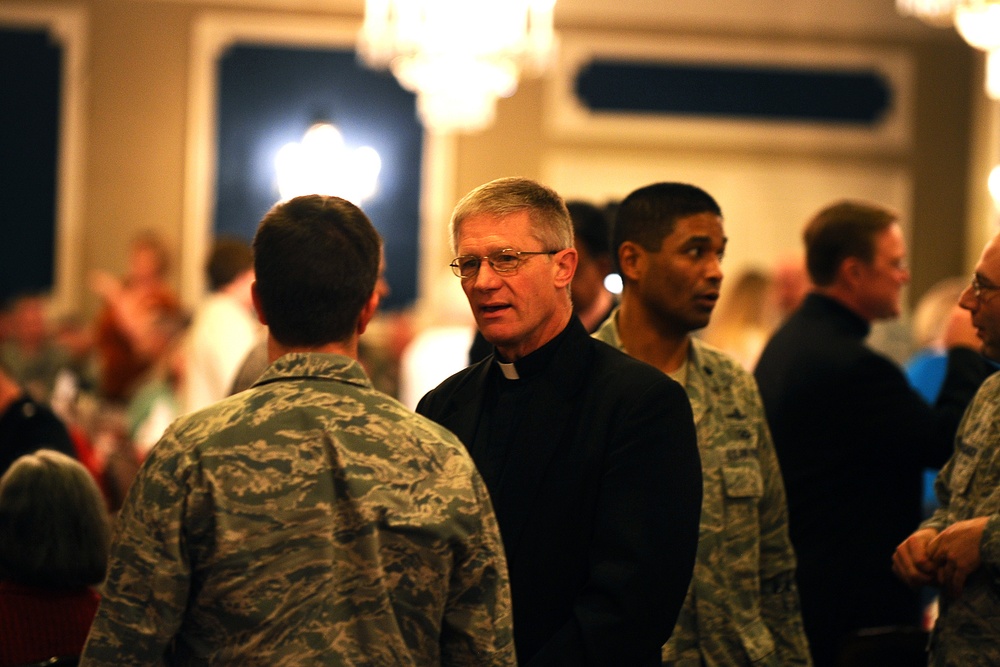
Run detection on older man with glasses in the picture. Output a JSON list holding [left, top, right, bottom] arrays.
[[417, 177, 703, 666], [894, 233, 1000, 667]]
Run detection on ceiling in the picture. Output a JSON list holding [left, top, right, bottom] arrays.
[[150, 0, 960, 41]]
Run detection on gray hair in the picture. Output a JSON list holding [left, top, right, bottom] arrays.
[[449, 177, 573, 253]]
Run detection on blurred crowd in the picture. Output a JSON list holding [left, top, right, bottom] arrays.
[[1, 190, 997, 666], [0, 218, 975, 512]]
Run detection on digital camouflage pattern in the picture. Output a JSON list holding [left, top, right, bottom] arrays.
[[81, 352, 515, 666], [595, 312, 811, 666], [922, 371, 1000, 667]]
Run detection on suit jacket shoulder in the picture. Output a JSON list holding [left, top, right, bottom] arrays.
[[415, 320, 701, 666]]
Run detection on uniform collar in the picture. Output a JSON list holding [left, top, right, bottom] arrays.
[[252, 352, 372, 390]]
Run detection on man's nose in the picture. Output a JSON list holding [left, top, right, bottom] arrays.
[[958, 283, 978, 312], [705, 255, 723, 282], [471, 261, 503, 289]]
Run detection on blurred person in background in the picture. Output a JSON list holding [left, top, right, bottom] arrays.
[[701, 267, 780, 371], [127, 311, 190, 459], [0, 449, 110, 667], [755, 200, 993, 665], [0, 364, 76, 478], [773, 253, 812, 320], [906, 276, 975, 404], [180, 237, 259, 414], [0, 293, 70, 404], [91, 231, 183, 404], [905, 277, 978, 521]]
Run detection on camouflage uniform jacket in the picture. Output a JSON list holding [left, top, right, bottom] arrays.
[[921, 371, 1000, 667], [81, 352, 515, 666], [595, 312, 811, 666]]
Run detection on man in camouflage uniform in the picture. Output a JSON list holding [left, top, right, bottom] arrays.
[[81, 195, 515, 666], [894, 232, 1000, 666], [594, 182, 811, 666]]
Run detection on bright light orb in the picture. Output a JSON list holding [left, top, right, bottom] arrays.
[[604, 273, 623, 295], [275, 123, 382, 205], [988, 164, 1000, 210]]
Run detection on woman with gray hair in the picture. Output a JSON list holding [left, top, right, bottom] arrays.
[[0, 449, 110, 667]]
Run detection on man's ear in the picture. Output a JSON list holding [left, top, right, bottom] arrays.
[[839, 256, 865, 290], [617, 242, 644, 283], [356, 290, 380, 336], [251, 281, 268, 326], [553, 247, 578, 289]]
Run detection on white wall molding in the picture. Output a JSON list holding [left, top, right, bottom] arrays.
[[0, 4, 89, 316]]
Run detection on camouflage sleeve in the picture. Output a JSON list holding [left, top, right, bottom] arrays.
[[440, 467, 516, 666], [980, 514, 1000, 568], [754, 390, 812, 666], [81, 429, 197, 665]]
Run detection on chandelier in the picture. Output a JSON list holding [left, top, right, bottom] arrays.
[[274, 123, 381, 204], [897, 0, 1000, 98], [358, 0, 557, 134]]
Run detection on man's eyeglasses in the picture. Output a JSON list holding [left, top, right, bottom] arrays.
[[971, 273, 1000, 302], [450, 249, 559, 279]]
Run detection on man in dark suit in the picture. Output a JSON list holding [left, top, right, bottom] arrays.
[[754, 200, 993, 666], [417, 177, 702, 666]]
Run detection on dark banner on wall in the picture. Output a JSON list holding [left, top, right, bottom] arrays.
[[0, 28, 60, 305]]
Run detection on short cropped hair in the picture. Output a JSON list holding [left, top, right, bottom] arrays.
[[253, 195, 382, 347], [612, 183, 722, 266], [567, 201, 612, 259], [0, 449, 110, 588], [207, 237, 254, 291], [450, 177, 573, 253], [804, 201, 898, 287]]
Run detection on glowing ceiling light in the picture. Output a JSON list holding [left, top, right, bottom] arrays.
[[358, 0, 557, 134], [897, 0, 1000, 99], [275, 123, 381, 204]]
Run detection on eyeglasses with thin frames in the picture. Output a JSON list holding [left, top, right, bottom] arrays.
[[971, 273, 1000, 302], [450, 249, 559, 279]]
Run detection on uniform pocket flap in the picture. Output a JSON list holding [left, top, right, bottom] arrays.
[[722, 460, 764, 499]]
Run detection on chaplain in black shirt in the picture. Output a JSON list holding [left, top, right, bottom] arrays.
[[417, 177, 702, 666]]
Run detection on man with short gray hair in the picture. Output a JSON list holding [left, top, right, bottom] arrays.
[[418, 177, 702, 665]]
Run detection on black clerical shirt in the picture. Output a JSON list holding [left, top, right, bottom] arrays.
[[469, 322, 572, 506]]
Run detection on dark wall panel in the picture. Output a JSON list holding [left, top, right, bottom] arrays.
[[215, 45, 422, 309], [0, 28, 60, 304]]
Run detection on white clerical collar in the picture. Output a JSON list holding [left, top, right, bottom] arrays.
[[497, 360, 520, 380]]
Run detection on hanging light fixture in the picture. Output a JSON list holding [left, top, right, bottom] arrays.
[[954, 1, 1000, 98], [358, 0, 557, 134], [896, 0, 960, 27], [274, 123, 382, 204], [897, 0, 1000, 98]]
